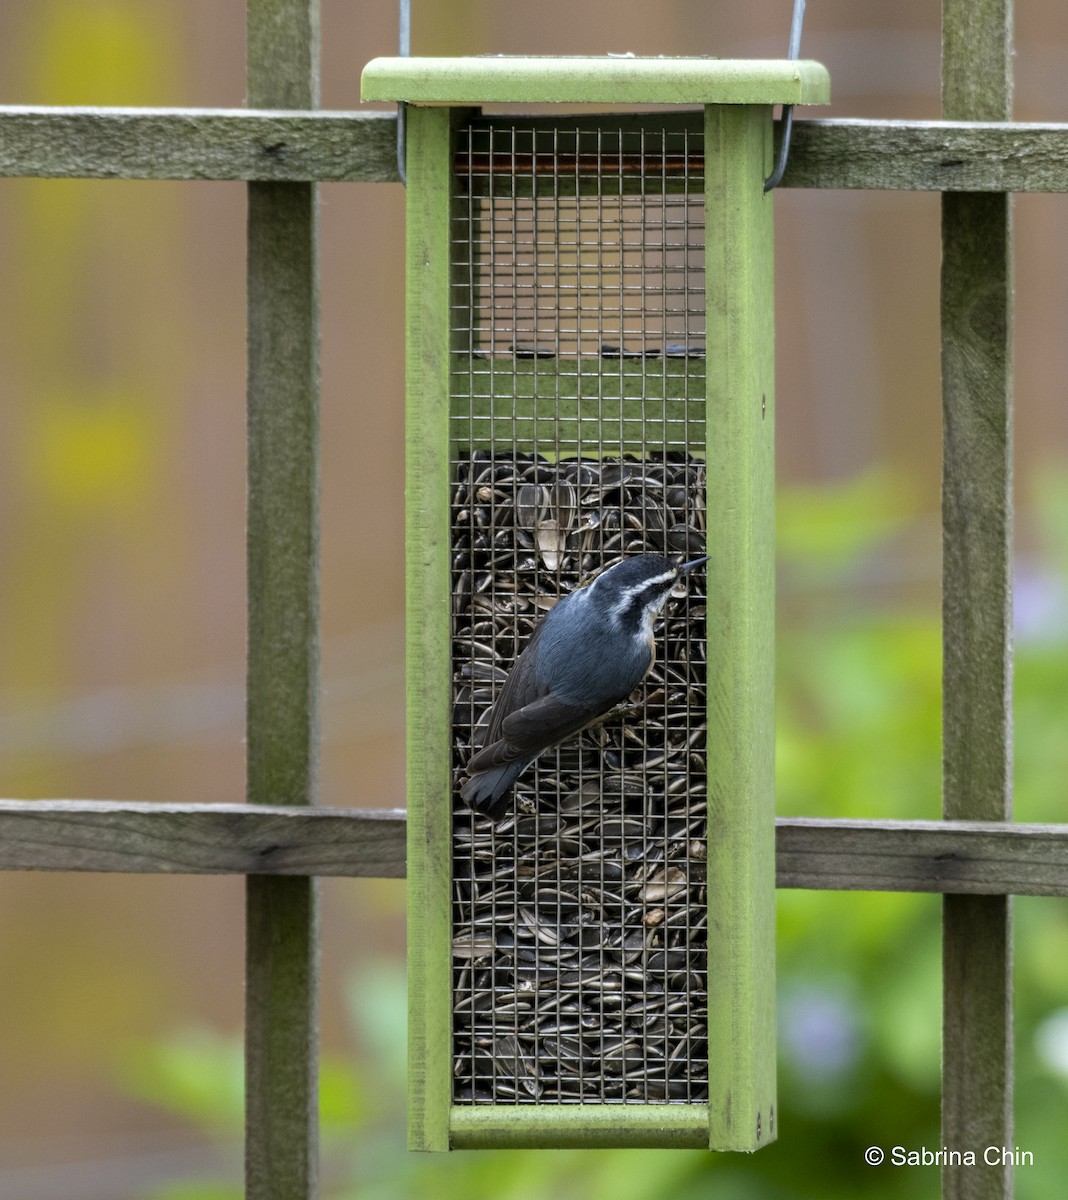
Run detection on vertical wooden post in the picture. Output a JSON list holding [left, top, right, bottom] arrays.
[[404, 103, 456, 1153], [941, 3, 1013, 1198], [245, 1, 321, 1196], [705, 103, 778, 1153]]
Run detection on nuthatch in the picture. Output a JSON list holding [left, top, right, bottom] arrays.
[[461, 553, 709, 815]]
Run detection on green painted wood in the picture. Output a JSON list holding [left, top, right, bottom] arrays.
[[453, 357, 705, 456], [703, 104, 777, 1154], [450, 1104, 710, 1148], [940, 3, 1014, 1199], [405, 102, 458, 1153], [362, 57, 829, 107], [245, 1, 321, 1196]]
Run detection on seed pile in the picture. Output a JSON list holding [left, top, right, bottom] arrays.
[[450, 450, 709, 1104]]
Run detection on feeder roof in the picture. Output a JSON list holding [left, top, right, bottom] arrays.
[[361, 56, 830, 107]]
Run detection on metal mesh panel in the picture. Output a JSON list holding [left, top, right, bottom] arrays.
[[449, 120, 707, 1105]]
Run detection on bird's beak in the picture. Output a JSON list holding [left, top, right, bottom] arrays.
[[678, 555, 710, 573]]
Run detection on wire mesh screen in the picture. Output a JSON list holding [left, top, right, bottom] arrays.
[[450, 120, 708, 1105]]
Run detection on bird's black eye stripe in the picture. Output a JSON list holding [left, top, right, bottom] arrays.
[[610, 571, 678, 626]]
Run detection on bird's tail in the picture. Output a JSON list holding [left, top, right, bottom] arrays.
[[460, 759, 527, 817]]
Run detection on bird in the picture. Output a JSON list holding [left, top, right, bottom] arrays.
[[460, 552, 709, 816]]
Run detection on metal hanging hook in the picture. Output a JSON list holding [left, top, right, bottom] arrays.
[[763, 0, 807, 192], [396, 0, 410, 185]]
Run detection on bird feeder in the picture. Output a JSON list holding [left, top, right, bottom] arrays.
[[361, 55, 830, 1152]]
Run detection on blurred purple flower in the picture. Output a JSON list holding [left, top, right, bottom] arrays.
[[780, 982, 863, 1079], [1014, 562, 1067, 645]]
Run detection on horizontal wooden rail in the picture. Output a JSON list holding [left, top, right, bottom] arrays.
[[0, 108, 399, 182], [785, 118, 1068, 192], [2, 109, 1068, 191], [0, 800, 407, 876], [1, 801, 1066, 894]]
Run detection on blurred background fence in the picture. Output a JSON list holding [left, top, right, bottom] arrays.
[[1, 2, 1068, 1198]]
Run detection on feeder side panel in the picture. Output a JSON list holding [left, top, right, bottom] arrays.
[[704, 104, 778, 1153], [405, 102, 459, 1153]]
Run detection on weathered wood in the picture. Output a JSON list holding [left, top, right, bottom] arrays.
[[941, 190, 1014, 813], [776, 818, 1067, 896], [3, 803, 1065, 894], [4, 108, 1068, 193], [246, 177, 321, 807], [0, 800, 406, 875], [245, 1, 321, 1197], [783, 118, 1068, 192], [941, 181, 1014, 810], [940, 3, 1014, 1197], [943, 1, 1013, 123], [245, 874, 318, 1197], [0, 107, 397, 181], [943, 895, 1013, 1193]]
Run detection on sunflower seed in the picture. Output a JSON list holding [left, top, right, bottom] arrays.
[[451, 451, 709, 1105]]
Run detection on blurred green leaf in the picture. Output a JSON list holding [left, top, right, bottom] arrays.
[[143, 1184, 238, 1200], [778, 467, 918, 572], [116, 1026, 244, 1134]]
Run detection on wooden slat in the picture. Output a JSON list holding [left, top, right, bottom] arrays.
[[0, 107, 397, 181], [940, 3, 1014, 1198], [776, 818, 1064, 896], [403, 104, 462, 1154], [246, 175, 321, 806], [0, 801, 406, 876], [941, 31, 1014, 828], [704, 103, 778, 1153], [783, 118, 1068, 192], [2, 803, 1066, 895], [4, 108, 1068, 193], [245, 874, 318, 1195], [245, 1, 321, 1197]]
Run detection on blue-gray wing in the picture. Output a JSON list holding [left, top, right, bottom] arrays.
[[482, 692, 605, 767], [467, 613, 602, 772], [460, 594, 650, 813]]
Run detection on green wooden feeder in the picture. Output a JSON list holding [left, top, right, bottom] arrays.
[[361, 54, 829, 1152]]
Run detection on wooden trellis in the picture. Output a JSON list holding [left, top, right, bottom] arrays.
[[0, 0, 1063, 1196]]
